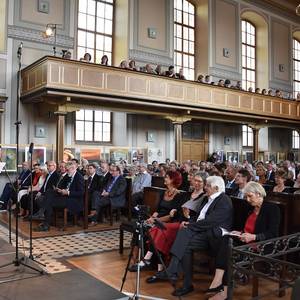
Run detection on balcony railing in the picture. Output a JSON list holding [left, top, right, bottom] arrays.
[[21, 56, 300, 124]]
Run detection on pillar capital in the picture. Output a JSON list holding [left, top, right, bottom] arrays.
[[166, 115, 192, 124]]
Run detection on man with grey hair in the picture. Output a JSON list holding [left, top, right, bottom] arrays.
[[151, 176, 232, 297], [132, 163, 152, 206]]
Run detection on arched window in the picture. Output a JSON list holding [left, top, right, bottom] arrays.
[[174, 0, 195, 80], [242, 125, 253, 147], [293, 39, 300, 99], [241, 20, 256, 90], [77, 0, 114, 64], [292, 130, 300, 149]]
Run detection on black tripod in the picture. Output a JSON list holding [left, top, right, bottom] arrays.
[[0, 42, 44, 284], [120, 210, 181, 300]]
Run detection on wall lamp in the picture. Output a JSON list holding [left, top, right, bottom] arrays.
[[44, 23, 61, 56]]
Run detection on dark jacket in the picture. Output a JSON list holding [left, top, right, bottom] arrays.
[[88, 173, 102, 194], [188, 192, 233, 235], [40, 171, 59, 194], [66, 171, 85, 213], [106, 176, 127, 207], [253, 201, 280, 241]]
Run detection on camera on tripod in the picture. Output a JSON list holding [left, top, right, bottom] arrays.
[[134, 205, 150, 221]]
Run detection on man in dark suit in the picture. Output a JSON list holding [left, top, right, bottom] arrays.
[[151, 176, 233, 297], [224, 165, 238, 195], [92, 165, 127, 224], [86, 163, 101, 211], [266, 162, 275, 184], [0, 161, 31, 210], [34, 161, 84, 231]]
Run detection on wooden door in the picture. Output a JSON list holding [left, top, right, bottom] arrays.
[[181, 140, 206, 161]]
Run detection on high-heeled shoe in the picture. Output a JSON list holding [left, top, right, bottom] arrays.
[[204, 284, 224, 296], [128, 258, 151, 272]]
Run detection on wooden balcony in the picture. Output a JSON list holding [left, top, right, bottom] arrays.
[[21, 56, 300, 126]]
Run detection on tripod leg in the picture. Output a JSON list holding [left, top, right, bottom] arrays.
[[120, 238, 135, 292]]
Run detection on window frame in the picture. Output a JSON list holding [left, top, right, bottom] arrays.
[[292, 130, 300, 150], [74, 110, 113, 144], [174, 0, 195, 80], [77, 0, 115, 64], [241, 19, 256, 90], [293, 38, 300, 99], [242, 125, 253, 147]]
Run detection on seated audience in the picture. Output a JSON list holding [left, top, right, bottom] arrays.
[[131, 163, 152, 206], [207, 182, 280, 299], [233, 169, 251, 198], [0, 161, 30, 210], [129, 170, 185, 271], [145, 64, 154, 74], [80, 52, 92, 62], [266, 161, 276, 184], [273, 169, 289, 193], [248, 87, 253, 92], [275, 89, 282, 98], [176, 68, 185, 80], [128, 60, 137, 71], [144, 173, 206, 280], [150, 176, 232, 297], [218, 79, 225, 87], [224, 166, 238, 192], [235, 80, 242, 90], [34, 161, 84, 232], [255, 164, 267, 184], [224, 79, 231, 88], [92, 165, 127, 224], [205, 75, 211, 84], [261, 88, 267, 95], [268, 89, 273, 96], [86, 163, 101, 212], [62, 51, 72, 59], [119, 60, 128, 69], [294, 173, 300, 188], [154, 64, 163, 75], [101, 55, 108, 66], [165, 65, 176, 78], [197, 74, 205, 83], [255, 88, 261, 93], [179, 162, 191, 192]]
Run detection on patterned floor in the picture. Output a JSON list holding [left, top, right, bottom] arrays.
[[0, 223, 131, 274]]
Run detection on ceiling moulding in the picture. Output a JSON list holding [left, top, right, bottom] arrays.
[[7, 25, 74, 49], [242, 0, 300, 24]]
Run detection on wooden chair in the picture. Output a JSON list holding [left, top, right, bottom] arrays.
[[151, 176, 165, 188]]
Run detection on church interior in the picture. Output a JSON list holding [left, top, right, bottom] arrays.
[[0, 0, 300, 299]]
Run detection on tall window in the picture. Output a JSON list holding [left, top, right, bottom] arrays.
[[242, 125, 253, 147], [241, 20, 256, 90], [174, 0, 195, 80], [292, 130, 300, 149], [75, 110, 111, 142], [77, 0, 114, 64], [293, 39, 300, 99]]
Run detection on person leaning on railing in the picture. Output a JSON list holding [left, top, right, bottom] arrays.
[[206, 181, 280, 300]]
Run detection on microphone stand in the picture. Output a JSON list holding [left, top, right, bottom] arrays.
[[0, 42, 44, 285]]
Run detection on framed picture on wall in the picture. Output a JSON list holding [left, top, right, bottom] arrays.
[[216, 150, 224, 162], [80, 148, 101, 163], [226, 151, 239, 164], [0, 146, 17, 172], [25, 146, 46, 165]]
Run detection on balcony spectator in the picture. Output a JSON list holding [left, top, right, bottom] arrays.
[[255, 88, 261, 94], [80, 52, 92, 62], [101, 55, 108, 66], [119, 60, 128, 69], [205, 75, 211, 84], [218, 79, 225, 87], [261, 89, 267, 95], [224, 79, 231, 88], [62, 50, 72, 59], [248, 87, 253, 92], [165, 65, 176, 78], [268, 89, 273, 96], [128, 60, 137, 71], [197, 74, 205, 83], [154, 64, 163, 75], [145, 64, 154, 74], [176, 68, 186, 80], [275, 89, 282, 98], [235, 80, 242, 90], [297, 92, 300, 101]]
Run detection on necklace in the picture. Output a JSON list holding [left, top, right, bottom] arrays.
[[166, 188, 177, 198]]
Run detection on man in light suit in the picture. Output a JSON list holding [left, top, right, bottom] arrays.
[[131, 163, 152, 206], [151, 176, 233, 297]]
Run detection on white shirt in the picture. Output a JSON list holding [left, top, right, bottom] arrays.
[[197, 191, 222, 221]]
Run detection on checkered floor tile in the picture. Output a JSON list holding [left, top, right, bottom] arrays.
[[0, 223, 131, 274]]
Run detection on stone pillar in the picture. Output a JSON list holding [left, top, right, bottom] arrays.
[[252, 127, 260, 161], [174, 122, 182, 162], [55, 112, 66, 163]]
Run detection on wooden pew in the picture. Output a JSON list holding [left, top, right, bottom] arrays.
[[151, 176, 165, 188]]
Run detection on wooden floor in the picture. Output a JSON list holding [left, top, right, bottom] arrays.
[[0, 211, 121, 238], [68, 249, 292, 300]]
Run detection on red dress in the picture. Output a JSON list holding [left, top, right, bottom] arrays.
[[244, 211, 257, 234], [149, 222, 181, 255]]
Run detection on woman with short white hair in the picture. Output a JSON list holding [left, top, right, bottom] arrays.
[[206, 181, 280, 299]]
